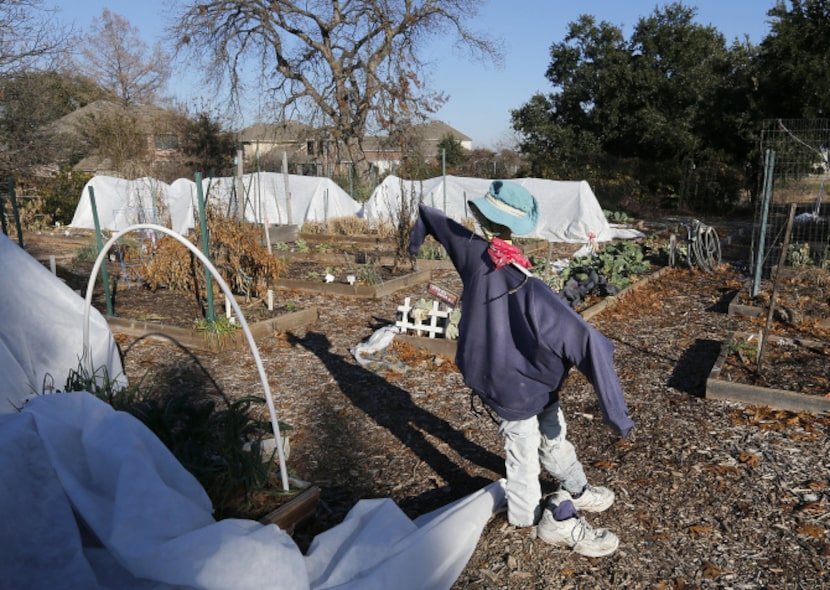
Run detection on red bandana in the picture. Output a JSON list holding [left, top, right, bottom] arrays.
[[488, 237, 532, 270]]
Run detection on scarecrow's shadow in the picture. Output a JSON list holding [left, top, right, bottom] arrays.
[[286, 330, 504, 514]]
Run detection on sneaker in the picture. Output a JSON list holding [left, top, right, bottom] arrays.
[[570, 484, 615, 513], [536, 509, 619, 557]]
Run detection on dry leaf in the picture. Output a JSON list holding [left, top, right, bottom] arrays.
[[593, 460, 616, 470], [797, 524, 825, 538], [704, 464, 740, 475], [701, 561, 722, 578], [688, 524, 713, 538], [799, 501, 827, 515], [739, 451, 761, 467]]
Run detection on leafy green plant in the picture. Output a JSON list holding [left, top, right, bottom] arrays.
[[194, 316, 240, 350], [294, 238, 309, 253], [358, 264, 383, 286], [532, 240, 652, 308], [416, 243, 447, 260], [74, 239, 102, 262], [604, 209, 633, 224], [787, 242, 812, 267]]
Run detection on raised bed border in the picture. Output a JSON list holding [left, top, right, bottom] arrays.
[[273, 267, 432, 299], [259, 485, 321, 534], [706, 330, 830, 413], [107, 306, 319, 352]]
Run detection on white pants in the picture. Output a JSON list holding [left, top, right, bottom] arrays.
[[498, 402, 587, 527]]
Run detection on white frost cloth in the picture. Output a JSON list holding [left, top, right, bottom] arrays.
[[0, 393, 506, 589], [0, 233, 125, 414]]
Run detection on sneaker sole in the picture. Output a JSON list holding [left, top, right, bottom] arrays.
[[537, 529, 619, 557]]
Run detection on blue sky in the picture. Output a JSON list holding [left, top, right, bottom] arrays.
[[53, 0, 777, 149]]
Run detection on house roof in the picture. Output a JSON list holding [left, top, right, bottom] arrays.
[[414, 120, 471, 143], [47, 100, 182, 136], [237, 120, 315, 142], [236, 119, 470, 146]]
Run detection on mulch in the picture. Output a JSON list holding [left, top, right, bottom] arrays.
[[21, 229, 830, 588]]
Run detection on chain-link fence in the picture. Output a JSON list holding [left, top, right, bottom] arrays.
[[751, 119, 830, 290]]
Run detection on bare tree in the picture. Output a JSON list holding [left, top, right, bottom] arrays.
[[171, 0, 500, 180], [79, 9, 171, 106], [0, 0, 70, 77]]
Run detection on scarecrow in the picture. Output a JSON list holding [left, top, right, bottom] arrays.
[[408, 180, 635, 557]]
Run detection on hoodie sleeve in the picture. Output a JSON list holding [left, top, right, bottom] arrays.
[[531, 286, 635, 438], [408, 204, 482, 274]]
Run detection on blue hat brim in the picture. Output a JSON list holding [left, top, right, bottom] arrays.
[[469, 196, 538, 236]]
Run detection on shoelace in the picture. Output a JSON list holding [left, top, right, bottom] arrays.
[[569, 517, 592, 547]]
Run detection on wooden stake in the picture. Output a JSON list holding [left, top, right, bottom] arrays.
[[756, 203, 796, 373]]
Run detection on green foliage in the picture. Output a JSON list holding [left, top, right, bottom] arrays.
[[436, 133, 465, 169], [787, 242, 813, 267], [74, 239, 101, 263], [726, 338, 758, 361], [357, 264, 383, 286], [179, 111, 236, 175], [415, 241, 447, 260], [533, 240, 652, 308], [0, 70, 105, 177], [756, 0, 830, 119], [194, 316, 240, 350], [604, 209, 633, 224], [511, 4, 757, 211], [25, 168, 94, 226]]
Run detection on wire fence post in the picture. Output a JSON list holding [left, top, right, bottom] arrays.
[[752, 149, 776, 298], [87, 186, 114, 317], [195, 172, 216, 323], [7, 178, 24, 248], [0, 183, 8, 236]]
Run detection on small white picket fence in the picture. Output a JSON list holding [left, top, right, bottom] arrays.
[[395, 297, 454, 339]]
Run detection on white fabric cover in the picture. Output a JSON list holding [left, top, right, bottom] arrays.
[[0, 233, 125, 414], [70, 173, 363, 234], [0, 392, 506, 589], [362, 175, 643, 243]]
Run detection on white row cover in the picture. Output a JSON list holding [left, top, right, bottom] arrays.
[[0, 392, 506, 589], [362, 175, 643, 243], [0, 233, 125, 414], [69, 173, 363, 235]]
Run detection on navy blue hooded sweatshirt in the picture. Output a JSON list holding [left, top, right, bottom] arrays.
[[409, 204, 634, 438]]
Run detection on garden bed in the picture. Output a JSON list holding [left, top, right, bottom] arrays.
[[707, 330, 830, 413], [94, 284, 319, 352], [273, 261, 431, 298]]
